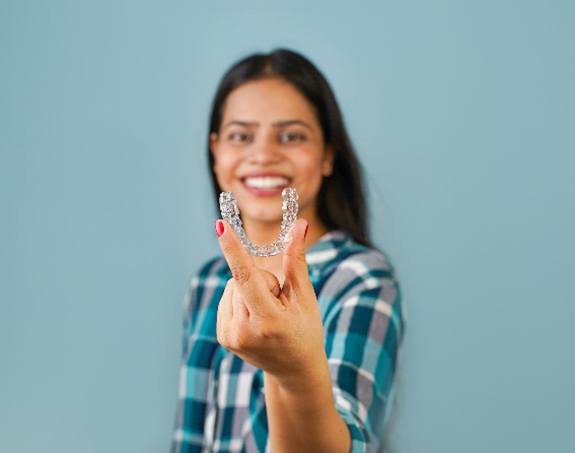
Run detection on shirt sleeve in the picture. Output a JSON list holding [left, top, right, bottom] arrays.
[[180, 275, 197, 359], [171, 257, 223, 452], [170, 272, 200, 453], [180, 256, 222, 358], [320, 251, 406, 453]]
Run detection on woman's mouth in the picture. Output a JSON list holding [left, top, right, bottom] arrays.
[[241, 176, 292, 197]]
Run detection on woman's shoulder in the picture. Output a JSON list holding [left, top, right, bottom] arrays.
[[314, 231, 402, 308], [317, 232, 406, 335], [314, 230, 398, 283]]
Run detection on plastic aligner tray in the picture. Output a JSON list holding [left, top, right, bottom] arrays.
[[218, 187, 299, 257]]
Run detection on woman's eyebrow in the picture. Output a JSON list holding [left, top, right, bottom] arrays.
[[222, 119, 313, 130], [272, 120, 312, 130]]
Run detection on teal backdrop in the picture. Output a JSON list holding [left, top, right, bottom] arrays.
[[1, 1, 574, 452]]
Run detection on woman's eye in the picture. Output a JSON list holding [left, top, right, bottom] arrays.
[[279, 132, 306, 143], [227, 132, 252, 143]]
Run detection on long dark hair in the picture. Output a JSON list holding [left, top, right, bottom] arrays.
[[207, 48, 372, 248]]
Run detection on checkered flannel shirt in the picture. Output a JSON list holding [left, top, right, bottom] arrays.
[[171, 229, 406, 452]]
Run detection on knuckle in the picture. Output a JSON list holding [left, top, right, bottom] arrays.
[[229, 328, 250, 350], [216, 327, 228, 347], [230, 263, 250, 284], [270, 281, 281, 298], [261, 271, 281, 296], [258, 324, 281, 341], [286, 247, 306, 264], [221, 239, 235, 257]]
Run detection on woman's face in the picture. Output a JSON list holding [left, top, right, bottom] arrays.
[[210, 78, 334, 226]]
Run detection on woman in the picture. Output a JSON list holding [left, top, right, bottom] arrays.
[[171, 48, 406, 453]]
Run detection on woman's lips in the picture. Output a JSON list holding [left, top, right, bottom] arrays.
[[241, 180, 288, 197], [239, 176, 292, 197]]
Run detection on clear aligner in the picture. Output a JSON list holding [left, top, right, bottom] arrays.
[[218, 187, 299, 257]]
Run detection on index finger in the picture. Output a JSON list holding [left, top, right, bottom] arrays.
[[215, 219, 279, 315], [216, 219, 255, 286]]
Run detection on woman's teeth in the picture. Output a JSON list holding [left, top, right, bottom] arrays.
[[243, 176, 290, 189]]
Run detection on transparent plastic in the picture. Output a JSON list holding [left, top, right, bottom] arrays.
[[219, 187, 299, 256]]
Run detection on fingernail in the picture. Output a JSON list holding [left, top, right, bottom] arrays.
[[215, 219, 224, 237], [304, 223, 309, 239]]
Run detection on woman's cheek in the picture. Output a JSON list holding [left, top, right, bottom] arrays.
[[215, 152, 241, 186]]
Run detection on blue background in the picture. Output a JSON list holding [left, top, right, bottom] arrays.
[[1, 1, 574, 452]]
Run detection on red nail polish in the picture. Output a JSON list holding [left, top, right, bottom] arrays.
[[215, 220, 224, 237], [304, 223, 309, 239]]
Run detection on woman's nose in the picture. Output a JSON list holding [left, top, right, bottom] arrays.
[[246, 135, 282, 163]]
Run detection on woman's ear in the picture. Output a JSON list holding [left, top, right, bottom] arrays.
[[322, 143, 334, 176], [209, 132, 219, 155]]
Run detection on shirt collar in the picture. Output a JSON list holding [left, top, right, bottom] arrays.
[[305, 229, 352, 276]]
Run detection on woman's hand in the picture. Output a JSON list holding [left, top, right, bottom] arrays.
[[215, 218, 327, 390]]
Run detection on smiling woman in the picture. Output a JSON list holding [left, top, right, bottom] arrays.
[[170, 48, 407, 453], [209, 77, 334, 254]]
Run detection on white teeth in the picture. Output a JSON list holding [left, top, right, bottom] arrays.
[[244, 176, 289, 189]]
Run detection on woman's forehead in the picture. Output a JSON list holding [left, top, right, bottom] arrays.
[[222, 79, 318, 127]]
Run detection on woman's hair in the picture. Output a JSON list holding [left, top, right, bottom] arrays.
[[207, 47, 373, 248]]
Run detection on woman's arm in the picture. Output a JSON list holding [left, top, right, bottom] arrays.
[[264, 250, 406, 453], [264, 351, 351, 453]]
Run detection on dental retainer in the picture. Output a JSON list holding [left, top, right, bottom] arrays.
[[219, 187, 299, 257]]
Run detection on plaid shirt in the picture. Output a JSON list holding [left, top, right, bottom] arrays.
[[171, 230, 407, 453]]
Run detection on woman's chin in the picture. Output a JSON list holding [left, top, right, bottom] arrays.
[[247, 215, 283, 225]]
